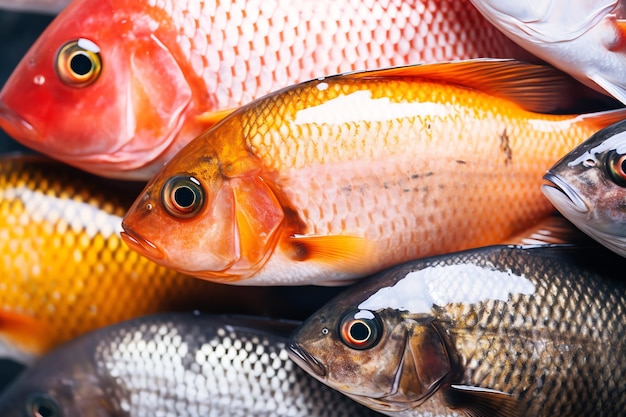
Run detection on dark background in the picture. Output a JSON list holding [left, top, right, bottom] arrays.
[[0, 8, 54, 392]]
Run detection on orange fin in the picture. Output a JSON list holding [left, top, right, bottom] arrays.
[[501, 213, 594, 246], [342, 58, 583, 113], [443, 384, 523, 417], [196, 107, 237, 128], [579, 107, 626, 130], [287, 234, 375, 275], [0, 310, 51, 361]]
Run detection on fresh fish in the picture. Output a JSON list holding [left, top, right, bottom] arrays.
[[0, 154, 343, 363], [0, 312, 384, 417], [543, 119, 626, 257], [288, 244, 626, 417], [121, 59, 626, 286], [469, 0, 626, 105], [0, 0, 69, 14], [0, 0, 536, 180]]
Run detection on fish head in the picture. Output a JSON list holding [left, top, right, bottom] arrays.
[[543, 119, 626, 256], [289, 266, 452, 413], [121, 127, 286, 282], [0, 0, 193, 177], [0, 345, 118, 416]]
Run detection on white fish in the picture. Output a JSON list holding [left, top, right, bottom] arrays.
[[469, 0, 626, 104]]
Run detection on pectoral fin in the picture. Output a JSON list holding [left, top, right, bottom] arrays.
[[443, 384, 523, 417], [286, 235, 375, 275]]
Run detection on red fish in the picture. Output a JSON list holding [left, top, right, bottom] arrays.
[[0, 0, 534, 180]]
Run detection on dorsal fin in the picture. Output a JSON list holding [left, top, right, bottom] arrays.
[[341, 58, 584, 114]]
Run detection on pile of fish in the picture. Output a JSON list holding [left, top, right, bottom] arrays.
[[0, 1, 624, 416]]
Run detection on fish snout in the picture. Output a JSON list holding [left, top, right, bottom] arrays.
[[288, 341, 327, 378], [120, 225, 165, 260], [542, 173, 589, 213], [0, 101, 39, 144]]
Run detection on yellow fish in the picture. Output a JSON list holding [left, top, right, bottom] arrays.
[[121, 59, 626, 286]]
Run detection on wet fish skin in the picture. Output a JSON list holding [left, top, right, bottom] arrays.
[[121, 59, 626, 286], [0, 312, 384, 417], [0, 154, 344, 363], [288, 244, 626, 417], [0, 0, 535, 180], [469, 0, 626, 105], [543, 119, 626, 257]]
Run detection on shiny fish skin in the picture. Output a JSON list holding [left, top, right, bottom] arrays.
[[289, 244, 626, 417], [0, 155, 344, 363], [543, 119, 626, 257], [0, 313, 383, 417], [0, 0, 534, 179], [469, 0, 626, 104], [121, 59, 626, 286]]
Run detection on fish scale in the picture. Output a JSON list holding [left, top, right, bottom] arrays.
[[289, 244, 626, 416], [0, 313, 385, 416]]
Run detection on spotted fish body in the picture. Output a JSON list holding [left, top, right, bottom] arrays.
[[0, 155, 343, 363], [0, 0, 535, 179], [289, 244, 626, 417], [0, 313, 384, 416]]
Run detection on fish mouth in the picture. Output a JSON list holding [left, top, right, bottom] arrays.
[[0, 101, 39, 144], [288, 342, 327, 378], [542, 173, 589, 213], [120, 226, 165, 260]]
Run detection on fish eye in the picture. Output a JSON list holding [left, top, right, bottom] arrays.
[[606, 150, 626, 187], [338, 310, 382, 350], [26, 393, 62, 417], [162, 175, 205, 218], [56, 39, 102, 87]]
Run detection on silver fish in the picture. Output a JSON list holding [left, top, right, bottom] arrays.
[[543, 119, 626, 257], [0, 312, 383, 417], [289, 244, 626, 417]]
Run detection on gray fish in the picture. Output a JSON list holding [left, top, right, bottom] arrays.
[[0, 312, 382, 417], [289, 244, 626, 417], [543, 119, 626, 257]]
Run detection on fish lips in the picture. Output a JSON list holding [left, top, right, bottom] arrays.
[[120, 225, 165, 261], [287, 341, 327, 379], [0, 101, 39, 144], [542, 173, 589, 214]]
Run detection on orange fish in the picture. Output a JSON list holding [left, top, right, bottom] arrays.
[[0, 0, 534, 180], [0, 155, 341, 363], [121, 59, 626, 286]]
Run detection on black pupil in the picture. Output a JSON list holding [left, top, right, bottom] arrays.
[[349, 321, 370, 342], [174, 186, 196, 208], [620, 156, 626, 174], [70, 52, 93, 76], [33, 403, 56, 417]]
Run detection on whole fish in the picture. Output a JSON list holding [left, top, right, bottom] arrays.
[[288, 244, 626, 417], [469, 0, 626, 105], [0, 312, 384, 417], [543, 119, 626, 257], [0, 0, 536, 180], [0, 154, 343, 363], [121, 59, 626, 286]]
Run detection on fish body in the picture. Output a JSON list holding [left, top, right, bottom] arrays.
[[543, 119, 626, 257], [0, 0, 535, 180], [469, 0, 626, 104], [121, 59, 626, 286], [0, 155, 344, 363], [288, 244, 626, 417], [0, 313, 384, 417]]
